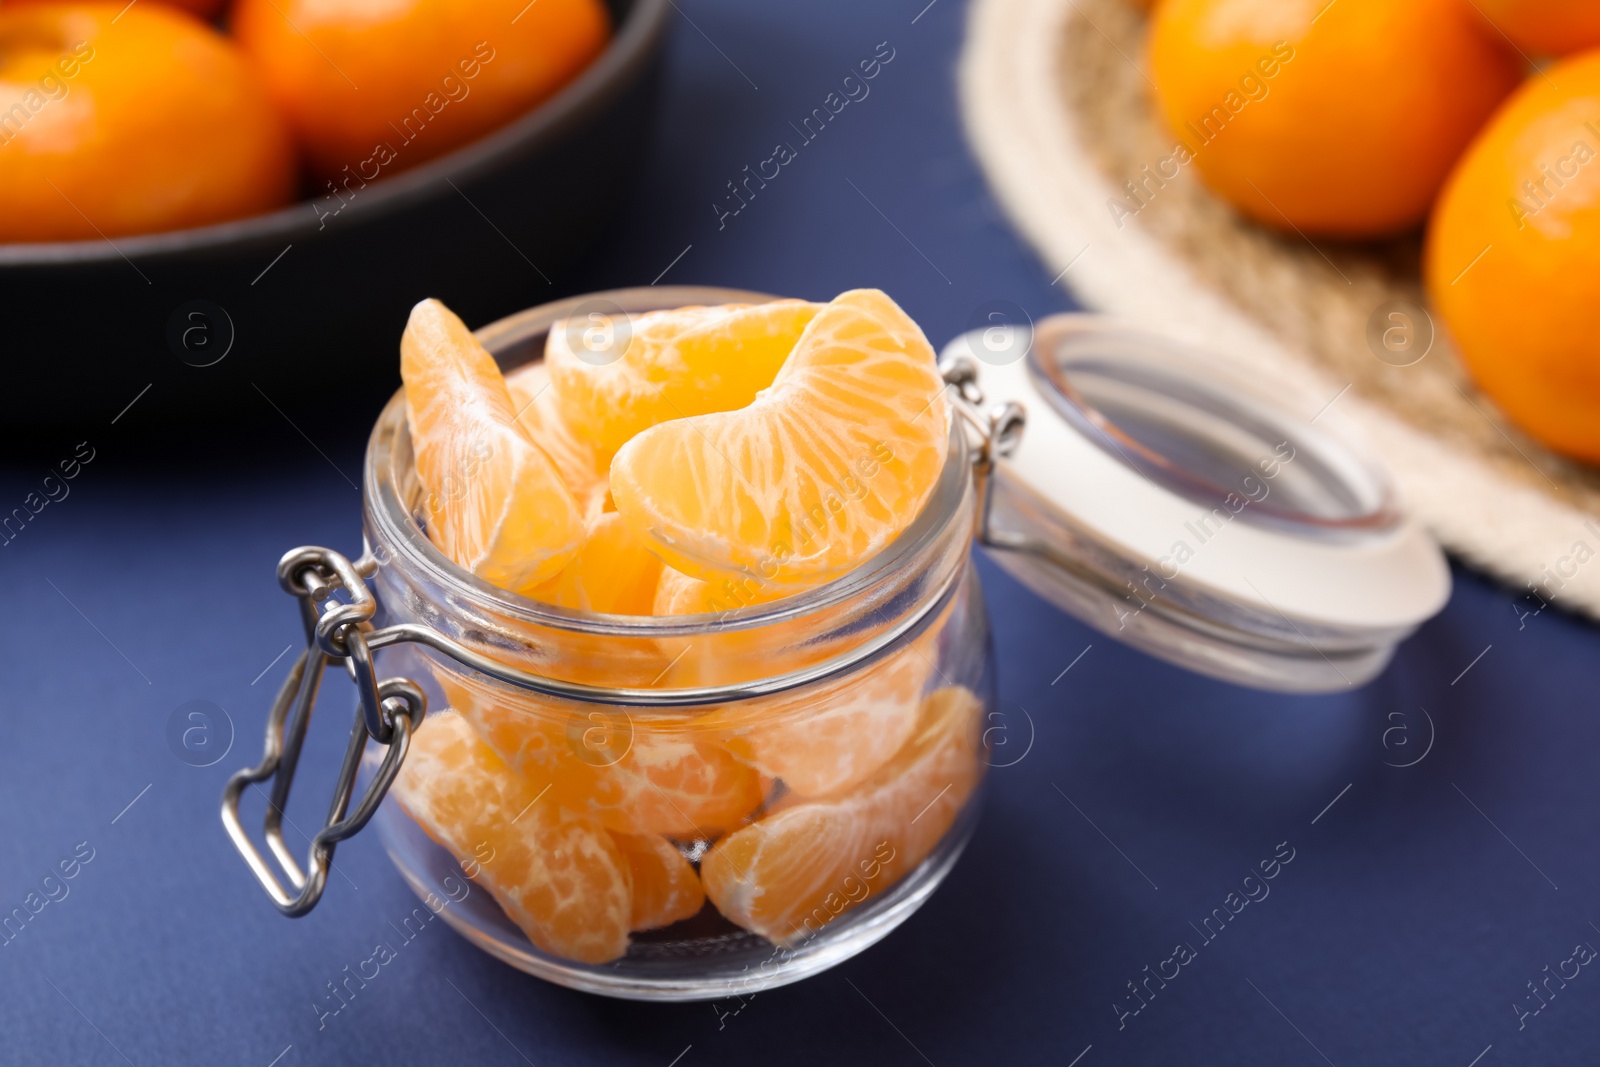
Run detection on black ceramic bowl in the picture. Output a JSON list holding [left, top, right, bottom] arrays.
[[0, 0, 667, 438]]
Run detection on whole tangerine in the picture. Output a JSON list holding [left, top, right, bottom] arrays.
[[1147, 0, 1524, 237], [0, 3, 296, 242], [1472, 1, 1600, 57], [1426, 50, 1600, 463], [232, 0, 610, 185]]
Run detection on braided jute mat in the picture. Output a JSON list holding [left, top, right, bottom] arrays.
[[958, 0, 1600, 621]]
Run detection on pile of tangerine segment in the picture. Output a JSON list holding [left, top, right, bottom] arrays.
[[391, 291, 987, 963]]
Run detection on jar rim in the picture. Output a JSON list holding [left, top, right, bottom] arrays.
[[362, 286, 971, 646]]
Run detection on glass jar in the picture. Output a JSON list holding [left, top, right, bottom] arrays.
[[222, 286, 1450, 1002], [245, 287, 992, 1001]]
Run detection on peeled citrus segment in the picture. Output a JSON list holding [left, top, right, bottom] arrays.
[[610, 832, 706, 930], [611, 289, 949, 588], [689, 588, 955, 791], [701, 686, 982, 945], [546, 300, 821, 462], [505, 361, 610, 521], [652, 565, 783, 616], [699, 636, 933, 798], [528, 511, 664, 616], [390, 711, 631, 964], [440, 671, 765, 838], [401, 299, 586, 593]]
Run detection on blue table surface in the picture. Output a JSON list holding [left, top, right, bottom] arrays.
[[4, 2, 1598, 1064]]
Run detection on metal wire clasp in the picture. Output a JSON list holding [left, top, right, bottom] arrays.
[[221, 546, 426, 917], [940, 353, 1026, 544]]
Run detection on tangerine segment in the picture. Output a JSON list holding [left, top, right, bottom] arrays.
[[527, 511, 664, 616], [402, 299, 586, 594], [610, 832, 706, 930], [611, 289, 949, 588], [701, 686, 983, 945], [390, 711, 632, 964], [546, 300, 821, 462], [652, 565, 783, 616], [440, 669, 764, 837], [651, 541, 956, 693], [548, 304, 730, 462], [505, 361, 609, 520], [696, 633, 934, 798]]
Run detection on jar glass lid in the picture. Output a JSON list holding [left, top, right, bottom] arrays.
[[1030, 323, 1398, 537], [941, 314, 1450, 693]]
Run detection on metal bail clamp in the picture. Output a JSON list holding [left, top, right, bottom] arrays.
[[220, 545, 427, 917], [942, 343, 1197, 616], [939, 352, 1027, 545]]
